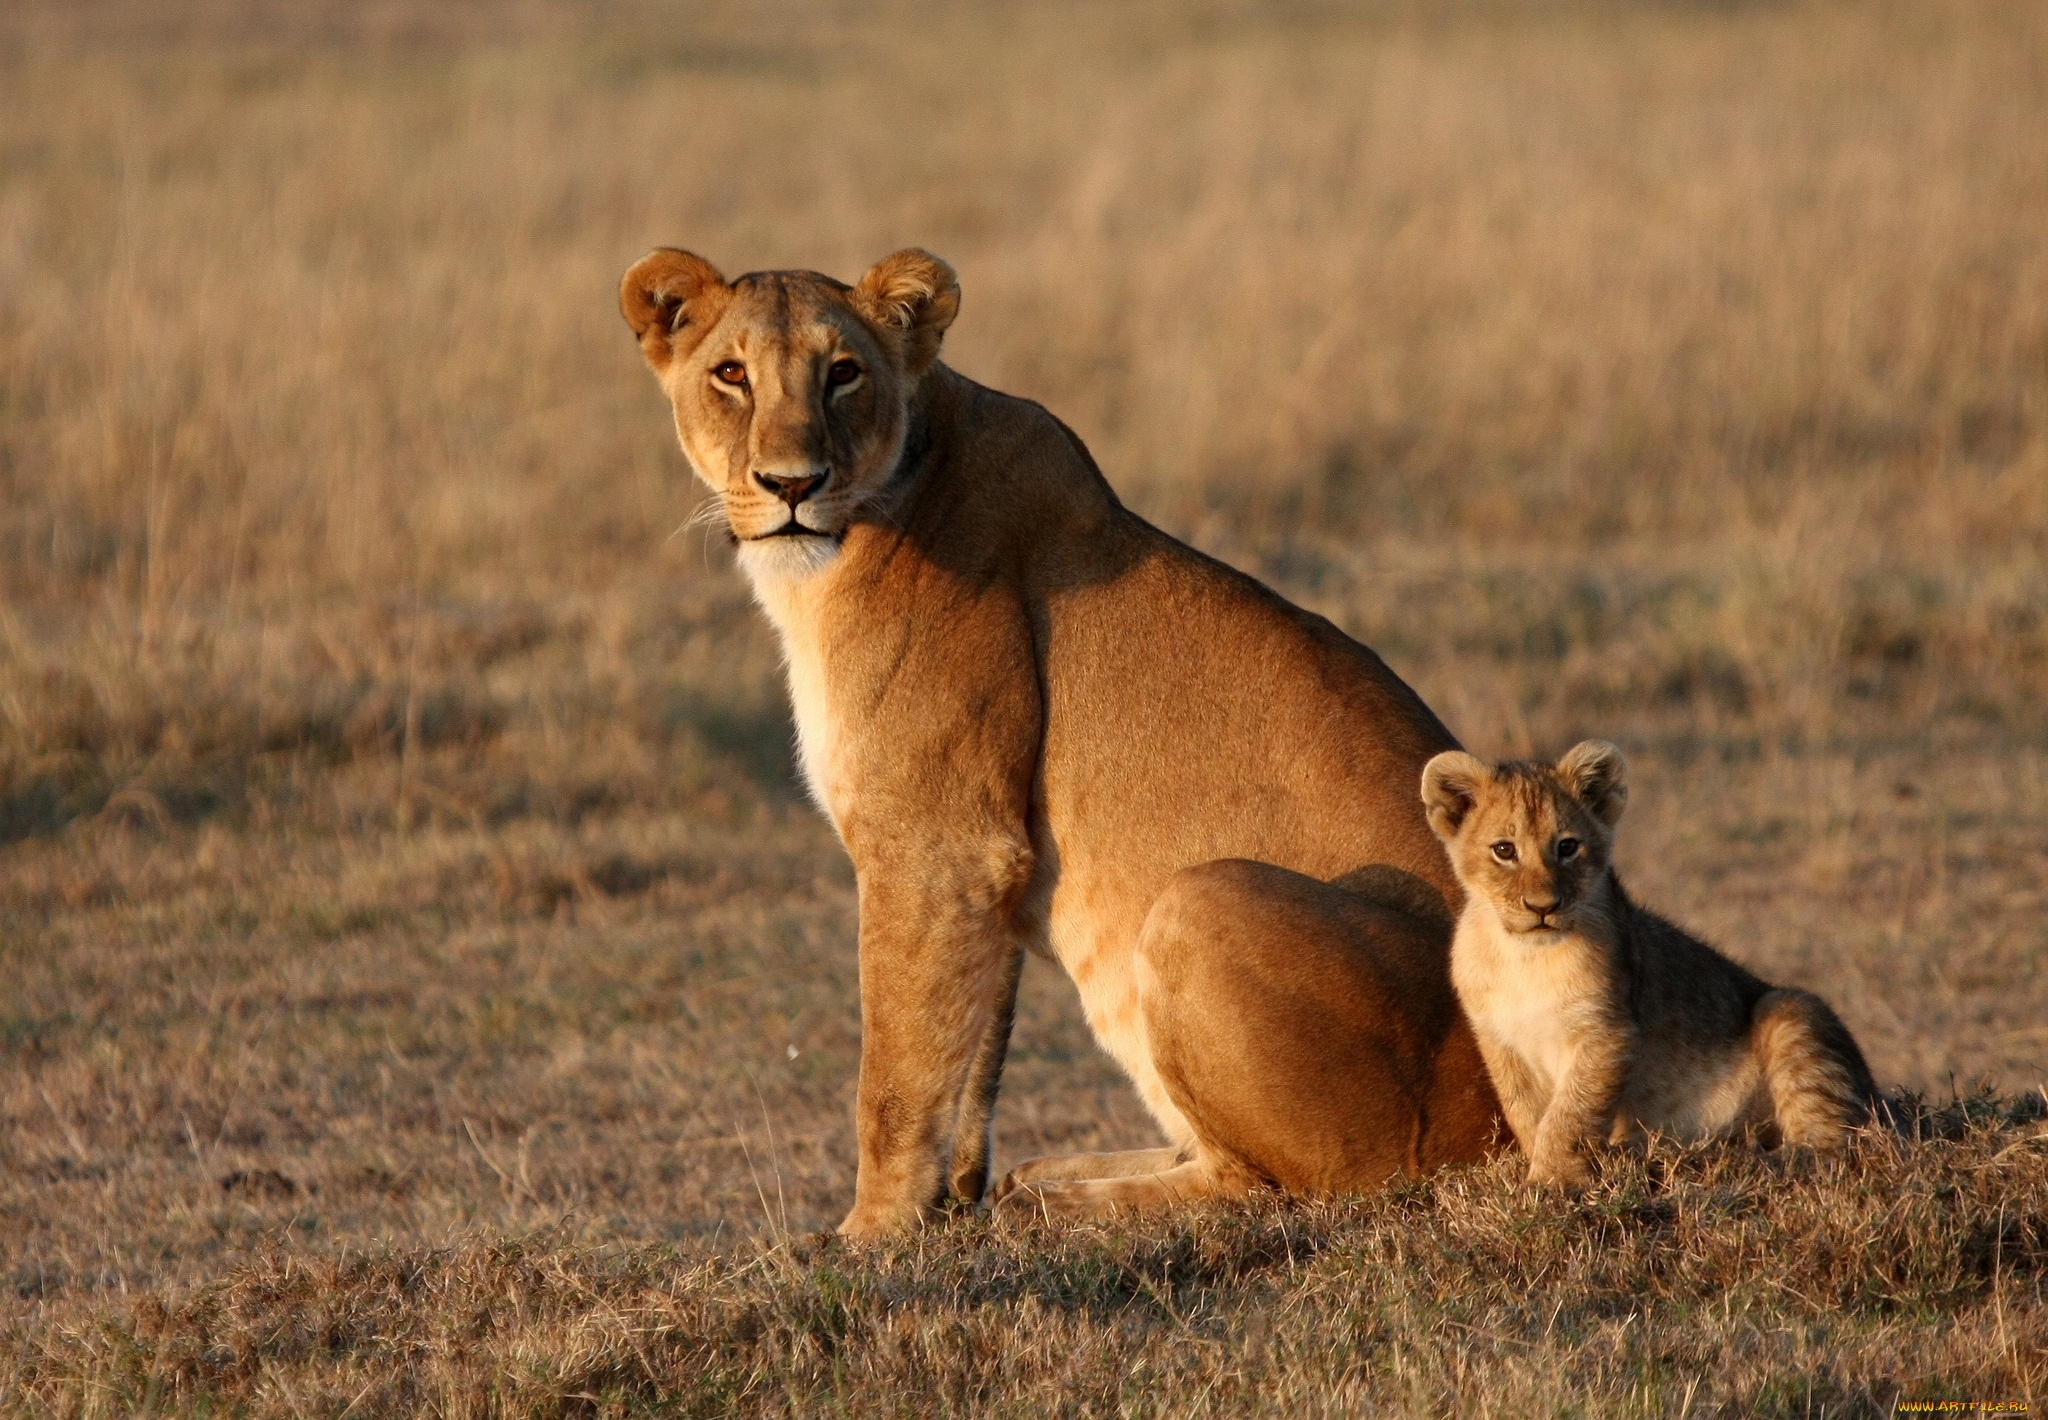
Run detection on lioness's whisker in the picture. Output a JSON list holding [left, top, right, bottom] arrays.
[[668, 498, 730, 545]]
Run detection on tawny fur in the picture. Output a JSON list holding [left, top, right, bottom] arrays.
[[1421, 741, 1876, 1188], [621, 248, 1503, 1233], [996, 861, 1507, 1221]]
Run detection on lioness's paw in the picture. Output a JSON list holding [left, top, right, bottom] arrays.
[[991, 1181, 1097, 1223], [989, 1154, 1082, 1203], [836, 1201, 922, 1237], [990, 1183, 1043, 1220]]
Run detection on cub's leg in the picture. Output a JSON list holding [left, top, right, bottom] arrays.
[[1527, 1026, 1634, 1188], [1472, 1036, 1549, 1155], [1749, 988, 1876, 1148], [991, 1147, 1186, 1203]]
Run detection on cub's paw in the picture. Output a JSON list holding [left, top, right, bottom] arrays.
[[1525, 1148, 1594, 1191]]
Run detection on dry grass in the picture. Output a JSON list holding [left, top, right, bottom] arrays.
[[2, 0, 2045, 1413], [7, 1101, 2047, 1417]]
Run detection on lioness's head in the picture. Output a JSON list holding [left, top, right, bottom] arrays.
[[620, 247, 960, 581], [1421, 741, 1629, 937]]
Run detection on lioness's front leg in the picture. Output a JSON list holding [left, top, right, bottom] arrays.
[[945, 941, 1025, 1205], [839, 836, 1035, 1236]]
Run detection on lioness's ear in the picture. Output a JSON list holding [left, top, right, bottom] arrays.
[[620, 248, 727, 372], [1558, 740, 1628, 827], [1421, 751, 1488, 843], [853, 248, 960, 376]]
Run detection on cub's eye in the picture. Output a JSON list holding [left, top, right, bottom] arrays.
[[1490, 841, 1517, 864], [1556, 837, 1581, 861], [827, 358, 862, 388], [713, 361, 748, 387]]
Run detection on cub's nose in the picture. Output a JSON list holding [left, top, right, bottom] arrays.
[[753, 469, 829, 507], [1522, 894, 1559, 916]]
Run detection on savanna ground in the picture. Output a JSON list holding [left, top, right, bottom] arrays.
[[2, 0, 2045, 1413]]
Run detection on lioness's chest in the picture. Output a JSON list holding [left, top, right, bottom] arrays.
[[749, 569, 847, 829], [781, 629, 842, 821]]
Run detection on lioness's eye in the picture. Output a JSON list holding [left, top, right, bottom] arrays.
[[1556, 837, 1580, 861], [827, 359, 862, 388], [713, 361, 748, 387], [1490, 841, 1517, 864]]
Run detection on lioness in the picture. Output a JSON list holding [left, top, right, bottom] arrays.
[[1421, 741, 1876, 1188], [621, 247, 1503, 1233]]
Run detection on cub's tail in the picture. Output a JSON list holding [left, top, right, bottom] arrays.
[[1751, 988, 1879, 1148]]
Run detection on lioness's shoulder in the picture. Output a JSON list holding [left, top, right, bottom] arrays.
[[915, 369, 1123, 544]]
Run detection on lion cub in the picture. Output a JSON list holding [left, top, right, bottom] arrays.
[[1421, 741, 1875, 1187]]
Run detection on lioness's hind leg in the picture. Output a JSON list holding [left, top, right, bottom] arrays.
[[1752, 988, 1877, 1148], [990, 1147, 1186, 1205], [993, 1157, 1246, 1222]]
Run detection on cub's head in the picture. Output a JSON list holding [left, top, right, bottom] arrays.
[[1421, 740, 1629, 937], [620, 247, 960, 582]]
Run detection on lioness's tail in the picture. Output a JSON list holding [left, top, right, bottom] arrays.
[[1752, 989, 1878, 1148]]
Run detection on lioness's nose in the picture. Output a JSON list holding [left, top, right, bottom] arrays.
[[753, 469, 828, 507]]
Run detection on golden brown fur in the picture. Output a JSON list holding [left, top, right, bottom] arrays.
[[989, 862, 1505, 1220], [1421, 741, 1877, 1187], [621, 247, 1503, 1233]]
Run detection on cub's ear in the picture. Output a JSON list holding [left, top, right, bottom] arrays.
[[620, 248, 728, 372], [1558, 740, 1628, 827], [853, 248, 960, 376], [1421, 751, 1488, 844]]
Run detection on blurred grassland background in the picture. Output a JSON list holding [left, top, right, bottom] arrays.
[[2, 0, 2046, 1412]]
